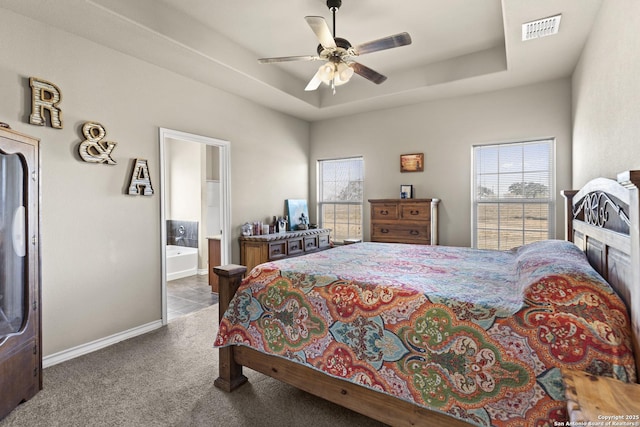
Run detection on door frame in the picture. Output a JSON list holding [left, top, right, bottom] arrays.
[[159, 128, 231, 325]]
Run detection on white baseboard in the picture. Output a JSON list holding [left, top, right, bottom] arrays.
[[43, 319, 163, 368], [167, 268, 198, 281], [198, 268, 208, 275]]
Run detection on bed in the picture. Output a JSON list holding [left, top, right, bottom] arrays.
[[213, 171, 640, 427]]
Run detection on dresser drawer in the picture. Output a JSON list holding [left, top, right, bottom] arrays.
[[400, 203, 430, 221], [371, 223, 430, 244], [287, 238, 304, 256], [318, 233, 330, 248], [304, 236, 318, 251], [268, 242, 286, 260], [371, 203, 399, 220]]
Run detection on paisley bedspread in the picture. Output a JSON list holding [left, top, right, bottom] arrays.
[[214, 240, 636, 426]]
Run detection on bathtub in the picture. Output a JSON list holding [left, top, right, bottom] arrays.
[[166, 245, 198, 281]]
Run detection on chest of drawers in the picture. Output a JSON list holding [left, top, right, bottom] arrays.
[[239, 228, 331, 272], [369, 199, 439, 245]]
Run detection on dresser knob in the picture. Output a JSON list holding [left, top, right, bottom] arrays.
[[410, 230, 419, 235], [380, 210, 389, 215], [381, 229, 389, 233], [410, 210, 420, 215]]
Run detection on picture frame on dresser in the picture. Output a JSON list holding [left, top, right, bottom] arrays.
[[285, 199, 309, 231], [400, 185, 413, 199]]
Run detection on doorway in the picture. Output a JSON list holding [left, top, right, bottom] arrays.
[[159, 128, 231, 325]]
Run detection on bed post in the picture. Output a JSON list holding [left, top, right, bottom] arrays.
[[430, 198, 440, 245], [213, 264, 248, 392], [561, 190, 578, 243], [617, 171, 640, 379]]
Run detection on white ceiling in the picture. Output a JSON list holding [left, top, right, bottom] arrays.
[[0, 0, 603, 122]]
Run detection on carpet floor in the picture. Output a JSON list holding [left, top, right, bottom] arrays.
[[0, 305, 386, 427]]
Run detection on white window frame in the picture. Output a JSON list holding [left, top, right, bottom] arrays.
[[317, 156, 364, 243], [472, 139, 555, 250]]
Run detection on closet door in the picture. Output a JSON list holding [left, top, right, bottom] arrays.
[[0, 128, 40, 420]]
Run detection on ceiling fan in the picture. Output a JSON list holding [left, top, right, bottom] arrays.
[[258, 0, 412, 94]]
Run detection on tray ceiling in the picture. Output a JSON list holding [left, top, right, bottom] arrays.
[[0, 0, 602, 121]]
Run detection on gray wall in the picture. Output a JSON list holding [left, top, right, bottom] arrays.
[[0, 9, 309, 357], [572, 0, 640, 187], [310, 79, 572, 247]]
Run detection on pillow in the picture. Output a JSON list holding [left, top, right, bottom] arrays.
[[513, 239, 608, 291]]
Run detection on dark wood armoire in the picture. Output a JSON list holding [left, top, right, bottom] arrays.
[[0, 127, 41, 419]]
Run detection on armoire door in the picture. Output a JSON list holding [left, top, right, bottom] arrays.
[[0, 127, 41, 420]]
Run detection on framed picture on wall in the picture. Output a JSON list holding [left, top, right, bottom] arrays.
[[400, 185, 413, 199], [400, 153, 424, 172]]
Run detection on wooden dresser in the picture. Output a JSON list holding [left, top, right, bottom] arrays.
[[369, 198, 439, 245], [239, 228, 331, 272]]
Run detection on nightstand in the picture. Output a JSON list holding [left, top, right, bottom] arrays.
[[562, 369, 640, 423]]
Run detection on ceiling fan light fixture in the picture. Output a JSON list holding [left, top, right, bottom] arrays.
[[319, 62, 352, 87], [318, 62, 336, 83], [332, 74, 349, 86], [337, 62, 354, 81]]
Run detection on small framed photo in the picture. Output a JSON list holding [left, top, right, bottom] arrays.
[[400, 153, 424, 172], [400, 185, 413, 199]]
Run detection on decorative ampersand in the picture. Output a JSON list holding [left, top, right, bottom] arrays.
[[79, 122, 117, 165]]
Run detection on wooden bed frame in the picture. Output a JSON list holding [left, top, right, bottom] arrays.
[[214, 170, 640, 427], [562, 170, 640, 377]]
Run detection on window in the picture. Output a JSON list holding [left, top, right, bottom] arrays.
[[318, 157, 364, 243], [472, 139, 554, 250]]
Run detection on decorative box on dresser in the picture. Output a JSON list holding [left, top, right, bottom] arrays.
[[239, 228, 331, 273], [369, 198, 439, 245], [0, 127, 41, 419]]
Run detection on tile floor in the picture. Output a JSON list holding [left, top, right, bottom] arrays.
[[167, 274, 219, 322]]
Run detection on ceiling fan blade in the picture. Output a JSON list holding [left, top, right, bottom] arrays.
[[351, 62, 387, 85], [258, 55, 319, 64], [304, 70, 323, 91], [353, 32, 412, 56], [305, 16, 337, 49]]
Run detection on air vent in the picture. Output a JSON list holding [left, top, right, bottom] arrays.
[[522, 14, 562, 41]]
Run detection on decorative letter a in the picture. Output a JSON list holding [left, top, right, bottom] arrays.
[[128, 159, 154, 196], [29, 77, 63, 129]]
